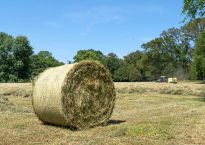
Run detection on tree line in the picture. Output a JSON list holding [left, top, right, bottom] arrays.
[[72, 18, 205, 81], [0, 32, 64, 82], [0, 19, 205, 82]]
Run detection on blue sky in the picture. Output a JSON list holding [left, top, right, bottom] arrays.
[[0, 0, 184, 62]]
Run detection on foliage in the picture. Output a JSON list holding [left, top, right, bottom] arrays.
[[71, 26, 195, 82], [13, 36, 33, 80], [113, 62, 129, 82], [111, 51, 152, 82], [142, 38, 169, 80], [73, 49, 106, 65], [192, 31, 205, 80], [0, 32, 33, 82], [183, 18, 205, 41], [182, 0, 205, 19], [123, 51, 149, 81], [31, 51, 64, 77], [142, 28, 193, 80], [104, 53, 123, 80], [0, 32, 64, 82], [0, 19, 201, 82]]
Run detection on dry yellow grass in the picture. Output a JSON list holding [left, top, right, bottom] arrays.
[[0, 81, 204, 97], [0, 83, 32, 97], [0, 82, 205, 144]]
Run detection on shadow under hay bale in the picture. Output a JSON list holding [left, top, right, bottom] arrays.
[[106, 120, 126, 125], [41, 122, 78, 131], [42, 119, 126, 131], [32, 61, 116, 130]]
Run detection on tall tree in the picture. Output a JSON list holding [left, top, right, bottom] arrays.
[[0, 32, 14, 82], [31, 51, 64, 77], [183, 18, 205, 41], [112, 51, 152, 82], [142, 28, 193, 80], [73, 49, 106, 65], [13, 36, 33, 80], [105, 53, 122, 75], [123, 51, 149, 81], [0, 33, 34, 82], [142, 38, 173, 80], [160, 28, 193, 79], [182, 0, 205, 19], [113, 62, 129, 82], [192, 31, 205, 80]]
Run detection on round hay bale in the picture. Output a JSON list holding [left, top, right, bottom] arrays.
[[32, 61, 116, 130]]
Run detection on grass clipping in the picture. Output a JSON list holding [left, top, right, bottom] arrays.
[[32, 61, 116, 130]]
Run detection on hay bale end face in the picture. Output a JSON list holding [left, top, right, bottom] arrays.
[[32, 61, 116, 130]]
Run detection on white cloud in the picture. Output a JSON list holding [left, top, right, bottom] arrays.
[[61, 6, 125, 24], [61, 4, 163, 23], [60, 4, 163, 36]]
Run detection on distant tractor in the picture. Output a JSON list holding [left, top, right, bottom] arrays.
[[168, 78, 177, 84], [156, 76, 167, 83]]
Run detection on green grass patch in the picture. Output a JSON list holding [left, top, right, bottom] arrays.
[[114, 120, 175, 140]]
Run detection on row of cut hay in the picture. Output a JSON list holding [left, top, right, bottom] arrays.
[[115, 82, 205, 96], [0, 96, 30, 113], [0, 83, 32, 97]]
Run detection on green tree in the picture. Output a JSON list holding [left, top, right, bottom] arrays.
[[123, 51, 148, 81], [142, 38, 173, 80], [73, 49, 106, 65], [13, 36, 33, 81], [113, 63, 129, 82], [0, 32, 34, 82], [160, 28, 193, 79], [142, 27, 193, 80], [0, 32, 14, 82], [105, 53, 123, 75], [31, 51, 64, 77], [182, 0, 205, 19], [112, 51, 152, 82], [192, 31, 205, 80], [183, 18, 205, 41]]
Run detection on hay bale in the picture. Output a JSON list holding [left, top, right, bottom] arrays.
[[168, 78, 177, 84], [32, 61, 116, 129]]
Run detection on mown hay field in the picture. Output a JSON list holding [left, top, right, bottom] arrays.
[[0, 82, 205, 145]]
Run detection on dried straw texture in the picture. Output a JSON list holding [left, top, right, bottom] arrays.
[[32, 61, 116, 129]]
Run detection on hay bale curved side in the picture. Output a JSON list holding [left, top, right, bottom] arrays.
[[32, 61, 116, 129]]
